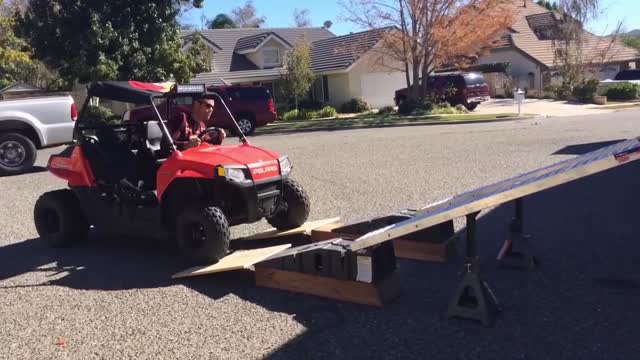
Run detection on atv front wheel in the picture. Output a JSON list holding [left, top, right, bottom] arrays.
[[175, 206, 230, 264], [267, 178, 310, 231], [34, 189, 90, 247]]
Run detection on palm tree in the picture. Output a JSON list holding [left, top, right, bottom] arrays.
[[208, 14, 237, 29]]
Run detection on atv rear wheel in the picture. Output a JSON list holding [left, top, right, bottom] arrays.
[[267, 178, 310, 231], [175, 206, 230, 264], [34, 189, 90, 247]]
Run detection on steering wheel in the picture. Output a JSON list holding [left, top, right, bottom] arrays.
[[198, 127, 223, 140]]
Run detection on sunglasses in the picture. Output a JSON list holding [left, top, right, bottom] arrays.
[[198, 100, 214, 110]]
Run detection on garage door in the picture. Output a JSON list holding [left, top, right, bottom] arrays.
[[360, 72, 407, 108]]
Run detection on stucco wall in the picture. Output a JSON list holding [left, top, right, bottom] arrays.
[[477, 48, 543, 92], [325, 73, 351, 108]]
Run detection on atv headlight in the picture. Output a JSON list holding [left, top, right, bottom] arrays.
[[226, 168, 247, 182], [279, 156, 292, 176]]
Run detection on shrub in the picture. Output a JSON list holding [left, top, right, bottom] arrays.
[[283, 109, 299, 121], [377, 106, 396, 115], [82, 105, 118, 125], [318, 106, 337, 118], [398, 98, 433, 116], [339, 98, 369, 113], [454, 104, 470, 114], [545, 83, 571, 100], [298, 98, 324, 110], [604, 82, 640, 100], [571, 79, 600, 103], [299, 109, 320, 120]]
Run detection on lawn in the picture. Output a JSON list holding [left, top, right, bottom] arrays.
[[257, 112, 523, 133]]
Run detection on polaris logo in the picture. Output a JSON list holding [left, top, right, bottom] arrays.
[[252, 165, 278, 175]]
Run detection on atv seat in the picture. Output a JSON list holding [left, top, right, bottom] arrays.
[[144, 120, 172, 163]]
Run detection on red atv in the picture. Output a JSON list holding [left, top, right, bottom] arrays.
[[33, 81, 310, 264]]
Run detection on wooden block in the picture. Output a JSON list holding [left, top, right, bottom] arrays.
[[172, 244, 291, 279], [311, 221, 457, 262], [240, 217, 341, 241], [392, 236, 457, 263], [254, 266, 401, 307]]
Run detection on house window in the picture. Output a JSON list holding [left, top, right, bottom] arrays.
[[263, 47, 280, 67]]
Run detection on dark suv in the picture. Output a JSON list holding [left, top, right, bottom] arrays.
[[207, 85, 277, 135], [394, 72, 490, 111], [126, 85, 277, 135]]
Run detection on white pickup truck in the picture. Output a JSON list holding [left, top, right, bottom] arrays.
[[0, 94, 77, 175]]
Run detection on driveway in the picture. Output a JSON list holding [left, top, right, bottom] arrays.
[[474, 98, 619, 117]]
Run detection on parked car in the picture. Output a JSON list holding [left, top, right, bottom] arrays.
[[614, 69, 640, 81], [394, 72, 490, 111], [0, 94, 77, 175], [125, 85, 277, 136]]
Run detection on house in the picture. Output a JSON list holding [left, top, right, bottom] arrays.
[[476, 0, 640, 95], [180, 27, 408, 109]]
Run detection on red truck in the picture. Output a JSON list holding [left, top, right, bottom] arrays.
[[126, 85, 277, 135], [394, 72, 490, 111]]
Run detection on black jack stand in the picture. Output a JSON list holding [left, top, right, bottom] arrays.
[[447, 212, 500, 327], [496, 198, 538, 270]]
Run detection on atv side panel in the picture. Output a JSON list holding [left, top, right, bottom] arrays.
[[47, 146, 96, 187]]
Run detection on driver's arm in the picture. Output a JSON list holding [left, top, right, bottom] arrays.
[[167, 113, 196, 150]]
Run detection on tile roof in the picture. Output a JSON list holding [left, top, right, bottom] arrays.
[[181, 27, 391, 84], [488, 0, 640, 68], [310, 27, 391, 73], [180, 27, 334, 83], [234, 32, 292, 53]]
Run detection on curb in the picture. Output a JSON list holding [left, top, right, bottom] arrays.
[[255, 115, 536, 136]]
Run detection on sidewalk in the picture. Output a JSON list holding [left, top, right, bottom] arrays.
[[475, 98, 640, 117]]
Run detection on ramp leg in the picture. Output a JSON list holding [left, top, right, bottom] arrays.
[[497, 198, 538, 270], [447, 212, 500, 326]]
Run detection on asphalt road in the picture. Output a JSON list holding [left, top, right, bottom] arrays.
[[1, 110, 640, 359]]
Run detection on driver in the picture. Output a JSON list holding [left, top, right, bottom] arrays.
[[167, 94, 226, 150]]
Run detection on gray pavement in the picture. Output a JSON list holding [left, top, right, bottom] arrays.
[[1, 111, 640, 359]]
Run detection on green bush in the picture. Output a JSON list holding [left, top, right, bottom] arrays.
[[377, 106, 396, 115], [604, 82, 640, 100], [298, 98, 324, 110], [283, 109, 299, 121], [544, 83, 571, 100], [299, 109, 320, 120], [82, 105, 119, 125], [398, 98, 433, 116], [571, 79, 599, 103], [454, 104, 470, 114], [318, 106, 337, 118], [339, 98, 369, 113], [431, 103, 468, 115]]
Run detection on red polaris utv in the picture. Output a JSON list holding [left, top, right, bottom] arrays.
[[33, 81, 310, 264]]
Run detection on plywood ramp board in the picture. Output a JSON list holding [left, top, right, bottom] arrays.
[[172, 244, 291, 279], [239, 217, 341, 241]]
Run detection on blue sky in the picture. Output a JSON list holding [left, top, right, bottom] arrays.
[[181, 0, 640, 36]]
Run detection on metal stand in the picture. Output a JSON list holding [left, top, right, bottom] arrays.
[[447, 212, 500, 327], [497, 198, 538, 270]]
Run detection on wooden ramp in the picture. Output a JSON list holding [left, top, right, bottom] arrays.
[[238, 217, 341, 241], [172, 244, 291, 279]]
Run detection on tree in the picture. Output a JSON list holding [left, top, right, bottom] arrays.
[[294, 8, 311, 27], [341, 0, 514, 101], [17, 0, 210, 85], [208, 13, 237, 29], [621, 34, 640, 49], [279, 37, 315, 110], [551, 0, 621, 87], [323, 20, 333, 29], [0, 0, 66, 90], [231, 1, 266, 28]]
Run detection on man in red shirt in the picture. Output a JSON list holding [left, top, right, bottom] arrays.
[[167, 94, 226, 150]]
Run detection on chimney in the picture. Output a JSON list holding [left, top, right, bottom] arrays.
[[524, 0, 527, 7]]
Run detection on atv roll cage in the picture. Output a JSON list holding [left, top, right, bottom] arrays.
[[74, 81, 249, 151]]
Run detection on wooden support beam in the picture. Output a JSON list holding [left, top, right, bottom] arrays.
[[310, 219, 457, 263], [254, 266, 401, 307]]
